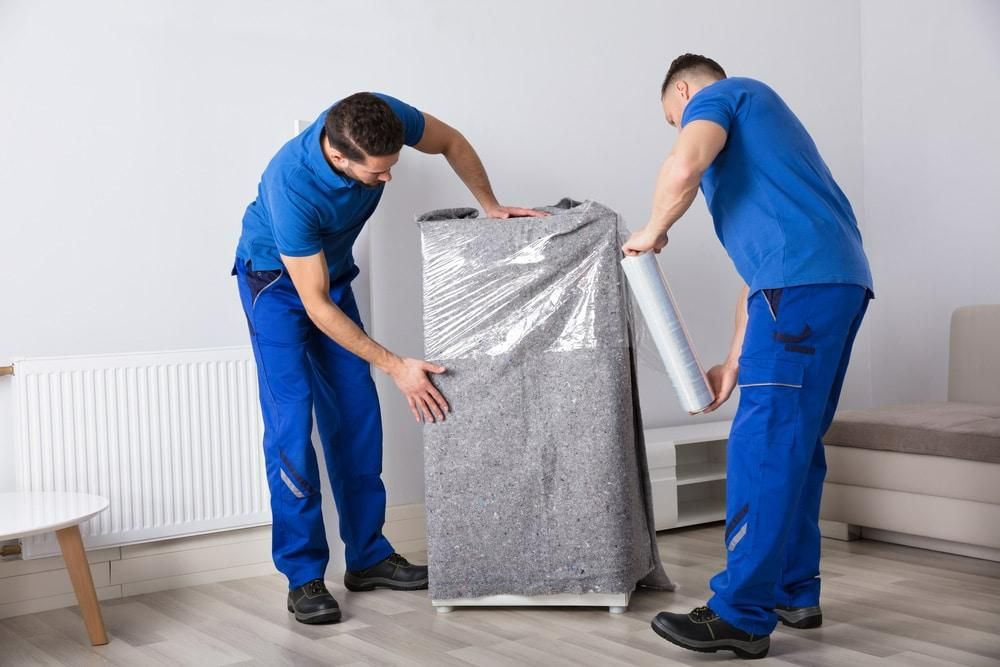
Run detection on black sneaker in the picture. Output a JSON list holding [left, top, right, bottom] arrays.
[[286, 578, 342, 624], [776, 604, 823, 629], [344, 553, 428, 592], [651, 606, 770, 660]]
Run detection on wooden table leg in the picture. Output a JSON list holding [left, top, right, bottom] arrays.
[[55, 524, 109, 646]]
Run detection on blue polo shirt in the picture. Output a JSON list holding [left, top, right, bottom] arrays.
[[236, 93, 425, 281], [681, 77, 872, 295]]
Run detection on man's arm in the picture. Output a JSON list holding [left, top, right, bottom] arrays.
[[622, 119, 727, 255], [414, 112, 547, 219], [280, 252, 450, 424], [703, 284, 749, 413]]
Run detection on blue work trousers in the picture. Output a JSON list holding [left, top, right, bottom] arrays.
[[708, 284, 870, 635], [234, 259, 394, 589]]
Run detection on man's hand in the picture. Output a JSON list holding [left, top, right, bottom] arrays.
[[622, 227, 669, 256], [387, 357, 450, 424], [484, 205, 549, 219], [703, 362, 738, 413]]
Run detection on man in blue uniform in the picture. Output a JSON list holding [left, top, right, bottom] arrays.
[[234, 92, 543, 624], [623, 55, 872, 659]]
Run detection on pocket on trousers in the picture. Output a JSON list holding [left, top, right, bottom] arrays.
[[246, 269, 283, 306], [731, 356, 805, 440], [762, 288, 783, 320]]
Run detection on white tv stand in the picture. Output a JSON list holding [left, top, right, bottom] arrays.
[[646, 421, 732, 530]]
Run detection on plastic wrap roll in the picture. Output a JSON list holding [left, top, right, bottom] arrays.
[[621, 252, 714, 414]]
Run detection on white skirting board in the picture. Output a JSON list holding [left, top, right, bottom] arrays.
[[0, 502, 426, 619], [432, 592, 631, 614], [0, 525, 276, 619]]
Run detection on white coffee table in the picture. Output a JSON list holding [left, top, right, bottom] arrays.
[[0, 492, 110, 645]]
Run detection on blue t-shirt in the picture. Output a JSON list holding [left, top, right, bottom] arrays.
[[682, 77, 872, 295], [235, 93, 425, 280]]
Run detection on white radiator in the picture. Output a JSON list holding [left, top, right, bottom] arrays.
[[11, 347, 271, 558]]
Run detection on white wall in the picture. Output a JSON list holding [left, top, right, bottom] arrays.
[[0, 1, 868, 514], [860, 0, 1000, 405], [363, 0, 870, 483]]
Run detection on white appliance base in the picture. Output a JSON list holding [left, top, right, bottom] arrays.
[[431, 591, 630, 614]]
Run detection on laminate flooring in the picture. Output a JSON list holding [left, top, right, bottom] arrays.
[[2, 524, 998, 666]]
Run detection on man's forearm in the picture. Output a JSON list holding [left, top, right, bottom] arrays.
[[646, 154, 702, 235], [305, 300, 400, 374], [442, 134, 500, 211], [724, 285, 750, 368]]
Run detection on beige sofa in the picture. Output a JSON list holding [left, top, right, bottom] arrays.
[[820, 305, 1000, 561]]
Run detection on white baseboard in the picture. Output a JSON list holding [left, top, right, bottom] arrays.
[[121, 561, 281, 597], [0, 585, 122, 620], [0, 502, 427, 619], [384, 502, 428, 555]]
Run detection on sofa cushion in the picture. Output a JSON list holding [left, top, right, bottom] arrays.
[[825, 401, 1000, 464]]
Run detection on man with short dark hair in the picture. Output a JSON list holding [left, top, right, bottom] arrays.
[[624, 54, 872, 659], [234, 92, 543, 624]]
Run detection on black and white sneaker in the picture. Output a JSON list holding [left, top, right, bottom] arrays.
[[651, 606, 770, 660], [776, 604, 823, 629], [344, 553, 428, 592], [287, 578, 342, 624]]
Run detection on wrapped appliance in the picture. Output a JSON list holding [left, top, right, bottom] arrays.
[[417, 198, 674, 612]]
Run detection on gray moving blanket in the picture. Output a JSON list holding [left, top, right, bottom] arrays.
[[418, 199, 674, 600]]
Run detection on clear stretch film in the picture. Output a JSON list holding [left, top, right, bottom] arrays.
[[621, 252, 714, 414]]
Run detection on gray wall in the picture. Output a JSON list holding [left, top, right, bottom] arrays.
[[860, 0, 1000, 406], [0, 0, 878, 515]]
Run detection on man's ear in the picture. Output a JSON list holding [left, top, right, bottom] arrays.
[[323, 135, 349, 168], [675, 79, 690, 101], [328, 148, 349, 169]]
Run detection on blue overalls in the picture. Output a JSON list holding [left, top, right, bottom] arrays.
[[679, 77, 874, 635], [231, 94, 426, 589], [234, 261, 394, 588], [707, 284, 870, 635]]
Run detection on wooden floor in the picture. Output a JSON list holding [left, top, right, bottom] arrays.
[[2, 523, 999, 666]]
